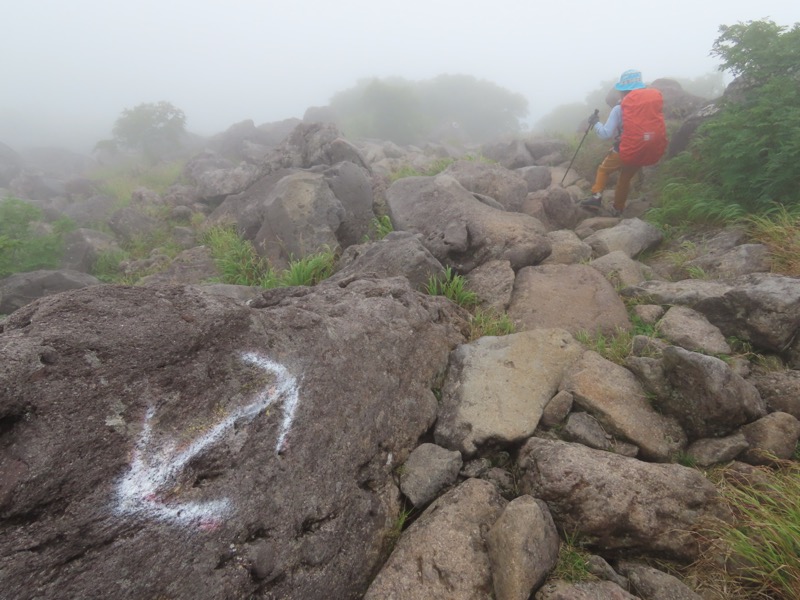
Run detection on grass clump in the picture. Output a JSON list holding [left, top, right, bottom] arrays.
[[746, 205, 800, 276], [0, 197, 76, 278], [550, 531, 595, 583], [362, 215, 394, 242], [90, 159, 185, 207], [468, 308, 515, 341], [200, 225, 274, 286], [574, 327, 634, 364], [426, 267, 478, 308], [91, 248, 130, 283], [279, 250, 336, 287], [200, 224, 337, 288], [702, 462, 800, 599]]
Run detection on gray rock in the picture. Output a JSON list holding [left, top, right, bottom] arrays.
[[330, 231, 446, 292], [254, 171, 345, 268], [583, 218, 663, 259], [685, 433, 750, 467], [487, 496, 560, 600], [616, 560, 703, 600], [60, 228, 121, 273], [138, 246, 219, 286], [508, 264, 630, 338], [0, 269, 101, 315], [657, 305, 731, 355], [586, 555, 629, 589], [536, 580, 639, 599], [364, 478, 506, 600], [466, 259, 516, 313], [399, 443, 462, 507], [386, 174, 551, 273], [661, 346, 766, 439], [443, 160, 529, 212], [0, 278, 467, 600], [517, 165, 552, 192], [108, 206, 159, 244], [560, 351, 687, 461], [481, 138, 535, 169], [541, 390, 574, 428], [589, 250, 654, 288], [564, 412, 614, 451], [518, 438, 730, 560], [738, 411, 800, 465], [435, 329, 584, 457], [632, 304, 665, 325], [542, 230, 593, 265], [749, 369, 800, 420]]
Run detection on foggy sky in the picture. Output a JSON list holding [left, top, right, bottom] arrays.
[[2, 0, 797, 152]]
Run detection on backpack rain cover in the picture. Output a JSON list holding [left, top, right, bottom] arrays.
[[619, 88, 667, 166]]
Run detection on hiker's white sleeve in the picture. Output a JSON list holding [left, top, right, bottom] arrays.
[[594, 105, 622, 140]]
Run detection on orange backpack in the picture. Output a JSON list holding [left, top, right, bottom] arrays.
[[619, 88, 667, 166]]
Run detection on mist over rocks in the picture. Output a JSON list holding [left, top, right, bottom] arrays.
[[2, 95, 800, 599]]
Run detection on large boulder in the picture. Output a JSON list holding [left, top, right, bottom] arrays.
[[518, 438, 730, 561], [508, 264, 631, 337], [386, 174, 551, 273], [329, 231, 446, 292], [253, 171, 345, 267], [265, 122, 370, 172], [624, 274, 800, 355], [660, 346, 767, 439], [435, 329, 584, 457], [0, 269, 101, 315], [0, 278, 467, 600], [364, 478, 507, 600], [560, 351, 687, 461], [443, 160, 529, 212]]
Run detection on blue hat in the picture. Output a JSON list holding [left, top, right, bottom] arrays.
[[615, 69, 646, 91]]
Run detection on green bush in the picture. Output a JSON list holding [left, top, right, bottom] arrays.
[[0, 198, 74, 278], [651, 20, 800, 223]]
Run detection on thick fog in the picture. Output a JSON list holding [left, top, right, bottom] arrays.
[[2, 0, 797, 152]]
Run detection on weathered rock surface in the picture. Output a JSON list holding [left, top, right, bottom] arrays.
[[657, 305, 731, 355], [560, 351, 687, 461], [518, 438, 730, 560], [399, 443, 462, 507], [364, 478, 506, 600], [660, 346, 766, 439], [582, 218, 663, 258], [616, 560, 703, 600], [487, 496, 560, 600], [435, 329, 584, 457], [508, 264, 631, 337], [329, 231, 445, 292], [386, 174, 551, 273], [443, 160, 529, 212], [0, 278, 466, 600], [0, 269, 101, 315]]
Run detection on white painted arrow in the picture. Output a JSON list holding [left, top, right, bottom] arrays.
[[115, 352, 300, 528]]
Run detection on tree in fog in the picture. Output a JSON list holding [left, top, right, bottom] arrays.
[[111, 101, 187, 161], [329, 75, 528, 145]]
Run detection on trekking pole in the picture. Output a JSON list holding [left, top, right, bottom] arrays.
[[560, 109, 599, 186]]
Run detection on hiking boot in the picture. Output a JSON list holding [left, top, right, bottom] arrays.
[[580, 194, 602, 209]]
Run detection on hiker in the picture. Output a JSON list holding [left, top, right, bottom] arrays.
[[580, 69, 667, 217]]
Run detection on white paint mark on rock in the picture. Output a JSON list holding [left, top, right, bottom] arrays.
[[115, 352, 300, 527]]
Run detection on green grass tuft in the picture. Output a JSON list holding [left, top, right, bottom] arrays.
[[426, 267, 478, 308], [705, 462, 800, 599]]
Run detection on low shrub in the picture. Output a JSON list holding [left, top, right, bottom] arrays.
[[0, 198, 75, 278]]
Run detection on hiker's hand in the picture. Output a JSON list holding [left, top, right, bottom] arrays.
[[588, 111, 600, 127]]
